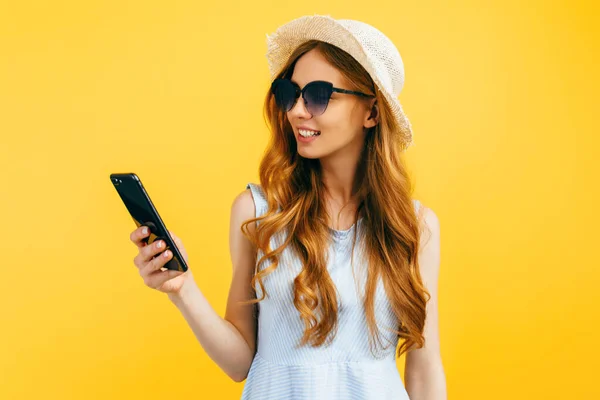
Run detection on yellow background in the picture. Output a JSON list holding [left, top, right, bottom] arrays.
[[1, 1, 597, 399]]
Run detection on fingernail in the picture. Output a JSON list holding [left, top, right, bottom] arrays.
[[164, 251, 170, 258], [142, 227, 148, 235], [157, 241, 163, 248]]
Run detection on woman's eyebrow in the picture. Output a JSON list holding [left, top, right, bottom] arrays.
[[289, 79, 307, 89]]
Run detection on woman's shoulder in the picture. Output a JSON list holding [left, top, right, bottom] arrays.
[[231, 186, 256, 221], [413, 199, 440, 239]]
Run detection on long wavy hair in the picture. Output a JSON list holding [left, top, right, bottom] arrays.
[[241, 40, 430, 358]]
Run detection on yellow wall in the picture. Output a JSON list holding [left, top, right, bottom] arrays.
[[1, 1, 597, 399]]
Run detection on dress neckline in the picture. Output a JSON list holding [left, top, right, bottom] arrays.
[[329, 217, 363, 239]]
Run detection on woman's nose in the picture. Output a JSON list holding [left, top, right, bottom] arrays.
[[287, 96, 312, 119]]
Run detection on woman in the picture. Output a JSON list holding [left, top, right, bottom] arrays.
[[130, 15, 446, 400]]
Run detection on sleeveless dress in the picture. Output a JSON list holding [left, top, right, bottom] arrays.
[[241, 183, 421, 400]]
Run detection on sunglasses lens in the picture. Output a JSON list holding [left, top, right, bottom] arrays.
[[272, 80, 297, 112], [304, 82, 331, 116], [271, 80, 333, 116]]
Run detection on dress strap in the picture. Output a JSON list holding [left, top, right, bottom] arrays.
[[413, 199, 425, 223], [246, 183, 268, 218], [413, 199, 421, 215]]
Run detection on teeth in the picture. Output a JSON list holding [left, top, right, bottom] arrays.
[[299, 129, 320, 137]]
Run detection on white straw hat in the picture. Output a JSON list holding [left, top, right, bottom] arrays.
[[265, 14, 414, 150]]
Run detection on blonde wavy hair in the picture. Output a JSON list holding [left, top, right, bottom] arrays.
[[241, 40, 429, 358]]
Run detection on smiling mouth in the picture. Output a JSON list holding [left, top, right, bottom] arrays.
[[298, 129, 321, 137]]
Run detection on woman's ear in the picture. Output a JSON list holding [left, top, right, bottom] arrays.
[[364, 101, 379, 129]]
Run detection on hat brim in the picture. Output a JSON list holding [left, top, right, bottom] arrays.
[[266, 15, 414, 150]]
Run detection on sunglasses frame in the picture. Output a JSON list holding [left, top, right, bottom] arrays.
[[270, 78, 375, 116]]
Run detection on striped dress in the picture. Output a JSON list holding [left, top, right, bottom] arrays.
[[241, 183, 419, 400]]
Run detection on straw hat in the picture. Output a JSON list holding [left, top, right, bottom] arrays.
[[265, 14, 414, 151]]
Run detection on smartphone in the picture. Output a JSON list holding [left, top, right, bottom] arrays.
[[110, 173, 188, 272]]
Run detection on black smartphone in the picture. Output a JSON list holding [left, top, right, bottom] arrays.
[[110, 173, 188, 272]]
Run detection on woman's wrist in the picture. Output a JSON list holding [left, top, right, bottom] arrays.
[[168, 276, 200, 306]]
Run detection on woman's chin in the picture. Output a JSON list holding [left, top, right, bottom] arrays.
[[297, 148, 324, 159]]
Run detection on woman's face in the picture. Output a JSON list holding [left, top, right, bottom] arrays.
[[286, 49, 377, 161]]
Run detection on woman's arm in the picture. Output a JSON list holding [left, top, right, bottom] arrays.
[[168, 189, 258, 382], [405, 205, 448, 400]]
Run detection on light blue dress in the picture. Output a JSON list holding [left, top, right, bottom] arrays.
[[241, 183, 420, 400]]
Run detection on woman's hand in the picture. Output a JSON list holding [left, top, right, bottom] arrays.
[[130, 227, 194, 294]]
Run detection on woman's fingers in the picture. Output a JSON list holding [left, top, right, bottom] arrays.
[[140, 246, 173, 276], [132, 239, 165, 268], [141, 238, 167, 262], [130, 226, 150, 249], [129, 227, 190, 293]]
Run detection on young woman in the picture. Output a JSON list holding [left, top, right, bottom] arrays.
[[130, 15, 446, 400]]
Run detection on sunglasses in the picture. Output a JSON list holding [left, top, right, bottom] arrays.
[[270, 78, 374, 116]]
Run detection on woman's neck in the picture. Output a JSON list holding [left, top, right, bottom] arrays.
[[319, 140, 366, 203]]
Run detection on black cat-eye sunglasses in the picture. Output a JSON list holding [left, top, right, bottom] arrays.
[[270, 78, 374, 116]]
